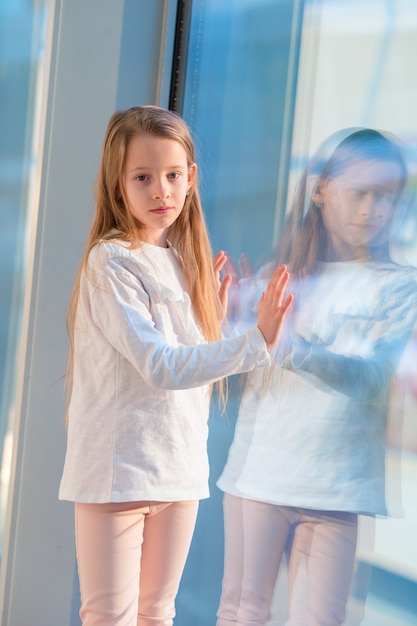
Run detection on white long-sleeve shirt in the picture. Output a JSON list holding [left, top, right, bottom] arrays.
[[59, 240, 271, 503]]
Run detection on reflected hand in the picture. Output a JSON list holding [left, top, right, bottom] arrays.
[[223, 252, 255, 320], [238, 253, 254, 279]]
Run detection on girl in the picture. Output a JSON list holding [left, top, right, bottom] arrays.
[[216, 128, 417, 626], [58, 105, 292, 626]]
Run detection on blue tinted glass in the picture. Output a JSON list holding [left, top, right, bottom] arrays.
[[178, 1, 303, 624], [182, 0, 302, 270], [178, 1, 417, 625]]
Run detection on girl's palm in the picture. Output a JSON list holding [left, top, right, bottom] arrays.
[[257, 266, 293, 349]]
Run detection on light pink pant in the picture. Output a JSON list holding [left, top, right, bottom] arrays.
[[75, 500, 198, 626], [217, 494, 358, 626]]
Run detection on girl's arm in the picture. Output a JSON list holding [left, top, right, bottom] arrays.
[[85, 257, 291, 391]]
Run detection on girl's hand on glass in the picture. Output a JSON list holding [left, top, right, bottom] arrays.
[[257, 265, 293, 350], [213, 250, 232, 321]]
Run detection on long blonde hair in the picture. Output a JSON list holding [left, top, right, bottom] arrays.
[[66, 106, 224, 405]]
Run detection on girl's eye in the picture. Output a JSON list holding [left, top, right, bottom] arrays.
[[377, 192, 395, 205], [135, 174, 149, 182], [168, 172, 180, 180], [349, 188, 367, 198]]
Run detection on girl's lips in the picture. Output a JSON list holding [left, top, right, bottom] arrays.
[[351, 223, 380, 232], [151, 206, 172, 214]]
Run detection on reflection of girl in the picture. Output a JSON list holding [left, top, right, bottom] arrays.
[[216, 129, 417, 626]]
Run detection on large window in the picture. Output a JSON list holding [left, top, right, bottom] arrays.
[[176, 1, 417, 625], [1, 1, 415, 624]]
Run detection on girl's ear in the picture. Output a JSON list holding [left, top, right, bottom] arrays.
[[188, 163, 197, 186], [307, 175, 322, 204]]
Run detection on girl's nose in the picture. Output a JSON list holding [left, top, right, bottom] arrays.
[[358, 192, 373, 214], [152, 180, 170, 201], [359, 192, 385, 218]]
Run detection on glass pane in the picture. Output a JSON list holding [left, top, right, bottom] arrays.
[[182, 0, 303, 267], [178, 1, 417, 625], [0, 0, 49, 555], [178, 1, 303, 624]]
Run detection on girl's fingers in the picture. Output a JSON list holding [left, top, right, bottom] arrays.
[[224, 256, 239, 282], [213, 250, 227, 274], [257, 266, 293, 349], [218, 274, 232, 306], [281, 293, 294, 314], [265, 266, 289, 305], [239, 253, 254, 278]]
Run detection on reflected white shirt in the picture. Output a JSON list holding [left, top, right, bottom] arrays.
[[218, 261, 417, 516]]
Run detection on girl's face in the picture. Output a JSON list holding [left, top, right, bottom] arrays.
[[123, 134, 197, 246], [315, 159, 403, 261]]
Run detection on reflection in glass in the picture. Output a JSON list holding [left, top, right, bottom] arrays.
[[177, 1, 417, 625], [217, 128, 417, 625]]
